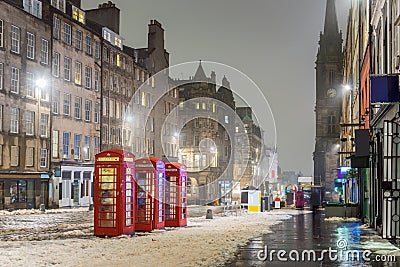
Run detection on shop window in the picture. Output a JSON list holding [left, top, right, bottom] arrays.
[[10, 180, 26, 203], [82, 171, 91, 197], [62, 171, 71, 199]]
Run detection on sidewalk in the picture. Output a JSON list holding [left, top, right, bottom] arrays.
[[0, 207, 307, 266], [226, 210, 400, 266]]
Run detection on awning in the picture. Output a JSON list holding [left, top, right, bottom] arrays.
[[41, 174, 50, 179]]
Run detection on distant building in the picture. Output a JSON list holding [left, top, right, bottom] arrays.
[[313, 0, 343, 201], [177, 63, 235, 204], [235, 107, 262, 191]]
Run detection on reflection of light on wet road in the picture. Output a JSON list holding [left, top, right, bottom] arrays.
[[226, 212, 400, 266]]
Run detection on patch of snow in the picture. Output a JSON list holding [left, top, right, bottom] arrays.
[[324, 217, 361, 222], [0, 209, 308, 266]]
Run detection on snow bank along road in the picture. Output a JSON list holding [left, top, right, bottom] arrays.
[[0, 208, 309, 266]]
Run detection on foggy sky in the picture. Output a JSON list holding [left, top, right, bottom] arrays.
[[82, 0, 351, 176]]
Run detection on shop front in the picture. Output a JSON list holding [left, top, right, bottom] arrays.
[[0, 172, 49, 210], [54, 162, 94, 208]]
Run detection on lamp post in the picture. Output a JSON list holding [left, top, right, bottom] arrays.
[[35, 77, 48, 206]]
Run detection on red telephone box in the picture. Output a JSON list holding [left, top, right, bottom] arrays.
[[134, 157, 165, 232], [165, 162, 187, 227], [94, 150, 135, 237]]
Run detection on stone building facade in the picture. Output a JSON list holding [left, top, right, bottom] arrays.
[[313, 0, 343, 201], [42, 0, 101, 207], [177, 63, 236, 204], [235, 107, 262, 191], [0, 0, 52, 210]]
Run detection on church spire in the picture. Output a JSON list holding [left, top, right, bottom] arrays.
[[323, 0, 339, 37], [193, 60, 207, 81]]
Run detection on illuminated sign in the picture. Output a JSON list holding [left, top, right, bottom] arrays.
[[124, 157, 134, 162], [156, 161, 165, 169], [337, 166, 352, 179], [166, 168, 178, 172], [298, 176, 313, 183], [136, 164, 153, 168], [97, 157, 120, 162]]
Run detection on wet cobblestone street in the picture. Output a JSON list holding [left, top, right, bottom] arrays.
[[226, 211, 400, 267]]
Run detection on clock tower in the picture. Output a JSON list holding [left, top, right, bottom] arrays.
[[313, 0, 343, 200]]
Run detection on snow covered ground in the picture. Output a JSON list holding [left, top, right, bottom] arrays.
[[0, 208, 310, 266]]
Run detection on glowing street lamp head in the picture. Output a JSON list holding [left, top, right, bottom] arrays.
[[36, 78, 47, 88], [344, 85, 351, 91]]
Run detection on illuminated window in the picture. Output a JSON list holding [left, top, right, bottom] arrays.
[[117, 53, 121, 67], [74, 61, 81, 85], [114, 37, 122, 49], [142, 91, 146, 106], [72, 6, 85, 24]]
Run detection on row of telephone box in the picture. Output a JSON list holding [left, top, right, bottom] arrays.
[[93, 149, 187, 237]]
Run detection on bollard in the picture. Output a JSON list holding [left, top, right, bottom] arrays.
[[88, 204, 94, 211], [40, 204, 45, 212], [206, 209, 213, 219]]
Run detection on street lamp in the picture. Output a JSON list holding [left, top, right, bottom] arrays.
[[35, 77, 49, 206], [36, 78, 47, 89]]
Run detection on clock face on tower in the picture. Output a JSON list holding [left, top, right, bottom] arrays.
[[327, 88, 336, 98]]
